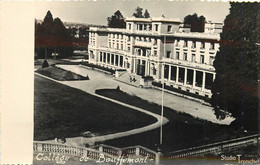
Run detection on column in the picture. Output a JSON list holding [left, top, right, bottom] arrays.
[[136, 147, 140, 156], [145, 60, 148, 76], [176, 66, 179, 83], [184, 68, 187, 86], [147, 61, 150, 76], [106, 53, 108, 64], [133, 58, 136, 73], [118, 55, 120, 67], [162, 63, 165, 81], [123, 57, 125, 68], [213, 73, 216, 81], [168, 65, 171, 81], [202, 71, 206, 91], [110, 54, 112, 65], [193, 69, 196, 88], [102, 52, 104, 64]]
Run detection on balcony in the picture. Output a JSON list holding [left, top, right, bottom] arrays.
[[174, 32, 220, 40], [162, 58, 215, 71], [133, 41, 152, 48]]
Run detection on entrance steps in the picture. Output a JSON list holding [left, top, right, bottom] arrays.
[[115, 71, 142, 88]]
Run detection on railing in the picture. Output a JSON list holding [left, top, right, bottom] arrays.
[[165, 134, 260, 159], [33, 141, 116, 161], [162, 58, 215, 72], [92, 144, 160, 164], [34, 141, 160, 164], [174, 32, 220, 40]]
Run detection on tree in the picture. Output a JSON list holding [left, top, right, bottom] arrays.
[[107, 10, 126, 28], [133, 6, 144, 18], [144, 9, 150, 18], [184, 13, 206, 32], [211, 2, 260, 131], [35, 11, 73, 59]]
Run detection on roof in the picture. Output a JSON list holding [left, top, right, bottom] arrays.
[[125, 17, 181, 23]]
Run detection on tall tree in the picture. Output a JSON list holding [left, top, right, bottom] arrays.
[[35, 11, 73, 59], [211, 2, 260, 131], [184, 13, 206, 32], [144, 9, 150, 18], [107, 10, 126, 28], [133, 6, 144, 18]]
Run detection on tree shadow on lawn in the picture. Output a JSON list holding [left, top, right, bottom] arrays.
[[34, 75, 157, 141]]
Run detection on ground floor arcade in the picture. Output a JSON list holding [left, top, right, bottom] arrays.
[[94, 50, 215, 98]]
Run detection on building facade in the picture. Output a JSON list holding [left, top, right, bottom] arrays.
[[88, 17, 222, 98]]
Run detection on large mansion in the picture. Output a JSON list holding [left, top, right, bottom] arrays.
[[88, 17, 223, 98]]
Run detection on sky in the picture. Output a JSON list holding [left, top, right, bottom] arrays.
[[34, 0, 230, 26]]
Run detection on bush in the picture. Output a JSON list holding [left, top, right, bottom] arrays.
[[42, 59, 49, 68]]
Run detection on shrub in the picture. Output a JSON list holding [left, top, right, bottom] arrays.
[[42, 59, 49, 68]]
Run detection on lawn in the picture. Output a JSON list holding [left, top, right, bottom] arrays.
[[34, 75, 156, 141], [35, 66, 88, 81], [95, 89, 256, 153]]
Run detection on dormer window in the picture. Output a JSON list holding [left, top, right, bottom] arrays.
[[139, 24, 143, 31], [155, 24, 159, 31], [167, 25, 172, 32]]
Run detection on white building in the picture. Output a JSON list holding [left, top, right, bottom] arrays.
[[88, 17, 222, 98]]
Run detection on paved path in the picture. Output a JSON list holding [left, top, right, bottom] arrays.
[[55, 65, 234, 125], [35, 73, 168, 148]]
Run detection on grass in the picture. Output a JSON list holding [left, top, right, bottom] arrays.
[[95, 89, 256, 153], [80, 62, 115, 74], [34, 75, 156, 141], [35, 66, 89, 81]]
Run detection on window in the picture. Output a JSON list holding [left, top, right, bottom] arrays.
[[183, 52, 187, 61], [192, 41, 196, 48], [155, 24, 159, 31], [192, 54, 196, 62], [147, 50, 151, 57], [209, 56, 215, 65], [151, 64, 156, 75], [184, 40, 188, 47], [201, 42, 205, 49], [111, 54, 114, 64], [154, 50, 157, 56], [121, 44, 123, 50], [176, 52, 180, 60], [128, 46, 131, 52], [107, 53, 110, 63], [166, 51, 171, 58], [103, 53, 106, 63], [167, 25, 172, 32], [200, 55, 205, 64], [139, 24, 143, 30], [90, 51, 94, 59], [129, 24, 131, 30], [176, 40, 180, 46], [137, 49, 141, 56], [100, 52, 102, 62], [210, 43, 215, 50]]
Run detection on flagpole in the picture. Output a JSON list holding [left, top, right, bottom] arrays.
[[160, 35, 166, 145]]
